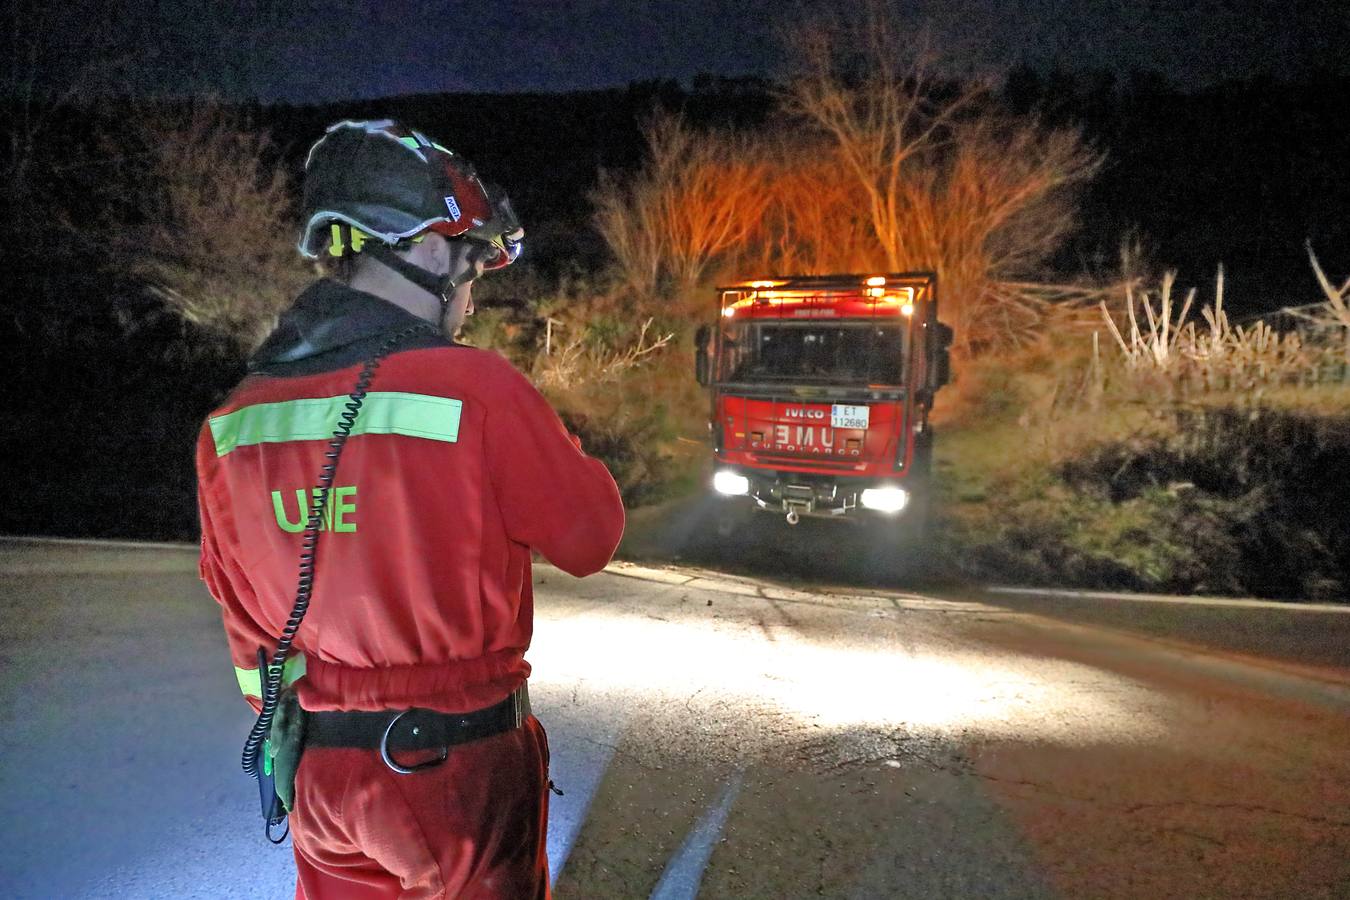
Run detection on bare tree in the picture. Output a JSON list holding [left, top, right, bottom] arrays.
[[591, 165, 664, 299], [593, 5, 1103, 350], [592, 113, 771, 308], [737, 138, 875, 275], [107, 101, 309, 349], [781, 10, 984, 272], [778, 2, 1102, 352]]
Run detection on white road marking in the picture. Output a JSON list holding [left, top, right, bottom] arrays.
[[547, 724, 620, 888], [649, 770, 745, 900]]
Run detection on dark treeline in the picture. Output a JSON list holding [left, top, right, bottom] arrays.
[[3, 69, 1347, 540]]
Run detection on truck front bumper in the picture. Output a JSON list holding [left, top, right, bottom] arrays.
[[712, 467, 910, 521]]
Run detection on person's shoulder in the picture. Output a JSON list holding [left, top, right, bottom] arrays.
[[458, 344, 530, 381], [408, 343, 535, 396]]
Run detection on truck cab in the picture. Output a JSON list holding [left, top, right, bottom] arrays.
[[695, 273, 951, 528]]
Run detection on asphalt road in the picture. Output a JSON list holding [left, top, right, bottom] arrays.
[[1, 538, 1348, 899]]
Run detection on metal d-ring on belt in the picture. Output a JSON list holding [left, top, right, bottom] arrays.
[[305, 683, 531, 775]]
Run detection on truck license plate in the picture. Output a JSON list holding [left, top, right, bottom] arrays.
[[831, 404, 870, 430]]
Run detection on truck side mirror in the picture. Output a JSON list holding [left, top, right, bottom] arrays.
[[928, 321, 953, 394], [694, 324, 711, 386]]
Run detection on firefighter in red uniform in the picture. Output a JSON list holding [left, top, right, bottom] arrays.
[[196, 119, 625, 899]]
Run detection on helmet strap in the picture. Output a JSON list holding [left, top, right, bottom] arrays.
[[363, 242, 476, 312]]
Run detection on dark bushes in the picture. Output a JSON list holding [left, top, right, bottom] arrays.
[[1059, 407, 1350, 599]]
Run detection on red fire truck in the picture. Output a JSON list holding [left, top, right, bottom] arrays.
[[695, 272, 951, 531]]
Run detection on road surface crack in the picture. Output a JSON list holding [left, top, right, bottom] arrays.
[[1158, 825, 1226, 847], [753, 615, 778, 643]]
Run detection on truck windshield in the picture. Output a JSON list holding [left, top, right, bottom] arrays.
[[719, 321, 905, 385]]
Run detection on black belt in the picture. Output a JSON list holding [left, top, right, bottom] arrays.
[[305, 684, 530, 774]]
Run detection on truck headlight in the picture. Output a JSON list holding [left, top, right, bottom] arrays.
[[713, 470, 750, 496], [861, 487, 908, 513]]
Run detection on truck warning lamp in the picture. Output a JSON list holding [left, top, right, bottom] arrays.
[[865, 276, 887, 287], [875, 287, 916, 315]]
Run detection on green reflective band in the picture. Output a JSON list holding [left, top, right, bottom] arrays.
[[210, 392, 462, 457], [235, 653, 307, 698]]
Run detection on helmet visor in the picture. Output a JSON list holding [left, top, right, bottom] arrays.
[[477, 227, 524, 272]]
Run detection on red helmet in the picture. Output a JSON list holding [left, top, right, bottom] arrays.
[[299, 119, 522, 272]]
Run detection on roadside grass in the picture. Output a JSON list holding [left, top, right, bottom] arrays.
[[549, 361, 706, 509], [934, 320, 1350, 600]]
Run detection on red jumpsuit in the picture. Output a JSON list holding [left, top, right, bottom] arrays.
[[196, 280, 625, 899]]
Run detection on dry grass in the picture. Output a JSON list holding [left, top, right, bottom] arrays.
[[1295, 244, 1350, 378], [1305, 244, 1350, 331], [936, 306, 1350, 598], [941, 254, 1350, 505], [458, 269, 696, 504], [533, 317, 674, 391], [1098, 262, 1345, 399]]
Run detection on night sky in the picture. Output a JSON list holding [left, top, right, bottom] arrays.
[[13, 0, 1347, 103]]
